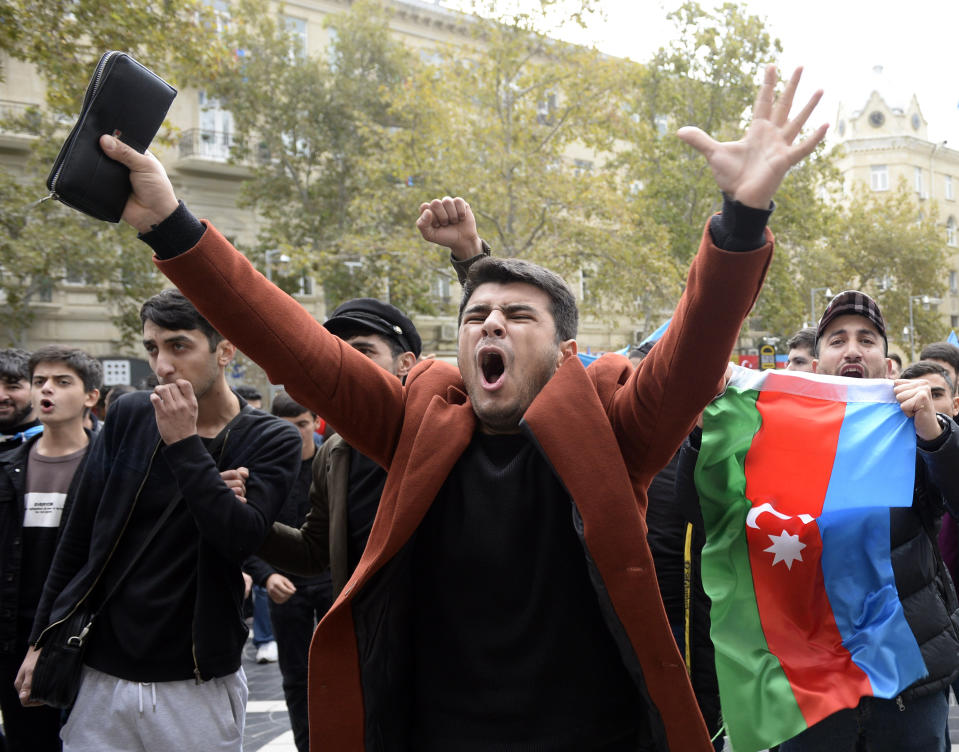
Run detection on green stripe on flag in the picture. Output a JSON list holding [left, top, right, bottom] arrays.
[[696, 385, 807, 751]]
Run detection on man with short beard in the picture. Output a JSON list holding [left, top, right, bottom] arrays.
[[772, 291, 959, 751], [53, 64, 823, 751], [0, 350, 40, 449]]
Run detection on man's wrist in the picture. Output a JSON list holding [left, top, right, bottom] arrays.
[[450, 235, 484, 261], [917, 413, 948, 444]]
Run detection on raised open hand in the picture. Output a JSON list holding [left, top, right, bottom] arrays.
[[677, 65, 827, 209]]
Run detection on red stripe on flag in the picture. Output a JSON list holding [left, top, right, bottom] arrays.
[[744, 391, 872, 725], [745, 391, 843, 518]]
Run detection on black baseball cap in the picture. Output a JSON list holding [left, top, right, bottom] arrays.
[[816, 290, 888, 351], [323, 298, 422, 357]]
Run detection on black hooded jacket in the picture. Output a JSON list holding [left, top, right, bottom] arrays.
[[29, 390, 300, 680]]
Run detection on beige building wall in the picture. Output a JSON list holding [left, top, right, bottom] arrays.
[[0, 0, 640, 391]]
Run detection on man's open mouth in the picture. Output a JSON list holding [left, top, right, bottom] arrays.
[[479, 348, 506, 388], [839, 363, 865, 378], [40, 399, 54, 409]]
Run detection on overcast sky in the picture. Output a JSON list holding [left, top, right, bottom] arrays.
[[455, 0, 959, 146]]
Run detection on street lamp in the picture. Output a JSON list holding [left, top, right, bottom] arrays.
[[907, 294, 942, 362], [809, 287, 833, 327], [264, 249, 291, 282]]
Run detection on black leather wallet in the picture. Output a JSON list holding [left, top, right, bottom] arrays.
[[47, 51, 177, 223]]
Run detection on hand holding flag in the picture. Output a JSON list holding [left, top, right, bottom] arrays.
[[694, 367, 923, 752]]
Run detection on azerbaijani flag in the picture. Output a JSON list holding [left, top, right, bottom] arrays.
[[694, 366, 925, 752]]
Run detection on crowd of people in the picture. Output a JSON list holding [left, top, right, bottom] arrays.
[[0, 63, 955, 752]]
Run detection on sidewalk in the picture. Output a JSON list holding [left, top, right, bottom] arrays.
[[242, 637, 296, 751]]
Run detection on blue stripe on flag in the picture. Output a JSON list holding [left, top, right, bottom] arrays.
[[819, 506, 927, 695], [948, 330, 959, 346], [822, 402, 914, 512]]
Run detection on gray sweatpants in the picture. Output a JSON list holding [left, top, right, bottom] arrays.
[[61, 665, 248, 752]]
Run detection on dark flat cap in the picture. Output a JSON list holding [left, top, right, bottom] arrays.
[[323, 298, 422, 357], [816, 290, 887, 350]]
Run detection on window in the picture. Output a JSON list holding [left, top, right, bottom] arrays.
[[197, 91, 234, 161], [579, 268, 592, 301], [536, 93, 556, 126], [870, 165, 889, 191], [573, 159, 593, 175], [282, 16, 307, 60], [948, 217, 957, 247], [296, 275, 313, 297], [206, 0, 230, 33], [431, 273, 451, 302], [953, 315, 959, 328], [63, 262, 86, 285], [947, 176, 954, 201], [951, 270, 958, 293], [915, 167, 924, 197]]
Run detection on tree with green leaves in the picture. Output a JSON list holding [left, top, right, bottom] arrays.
[[818, 180, 948, 355], [0, 0, 228, 347], [613, 1, 839, 340], [371, 0, 664, 327], [205, 0, 429, 312]]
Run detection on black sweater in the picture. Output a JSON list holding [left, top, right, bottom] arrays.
[[30, 391, 300, 680]]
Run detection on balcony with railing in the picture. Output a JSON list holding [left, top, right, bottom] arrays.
[[175, 128, 255, 177], [0, 100, 42, 152]]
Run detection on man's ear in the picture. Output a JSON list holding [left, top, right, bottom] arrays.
[[217, 340, 237, 367], [83, 388, 100, 410], [395, 351, 417, 378], [558, 338, 577, 365]]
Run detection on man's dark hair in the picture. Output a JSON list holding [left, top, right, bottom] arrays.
[[270, 390, 315, 418], [787, 327, 816, 354], [234, 385, 262, 402], [331, 323, 405, 359], [105, 384, 137, 411], [919, 342, 959, 378], [459, 257, 578, 341], [140, 289, 223, 351], [0, 348, 30, 385], [28, 346, 103, 393], [888, 353, 903, 369], [901, 360, 954, 394]]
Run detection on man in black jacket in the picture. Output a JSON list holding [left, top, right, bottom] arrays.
[[0, 349, 40, 450], [244, 391, 332, 752], [0, 346, 101, 752], [15, 290, 301, 752]]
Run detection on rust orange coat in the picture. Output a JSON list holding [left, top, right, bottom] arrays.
[[156, 220, 773, 752]]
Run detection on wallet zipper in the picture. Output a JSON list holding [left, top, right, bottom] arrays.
[[47, 50, 121, 199]]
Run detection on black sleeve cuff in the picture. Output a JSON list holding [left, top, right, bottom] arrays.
[[451, 239, 491, 285], [138, 200, 206, 259], [917, 414, 953, 452], [707, 193, 774, 252]]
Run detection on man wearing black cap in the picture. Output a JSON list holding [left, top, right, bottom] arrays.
[[774, 290, 959, 751], [257, 297, 421, 598]]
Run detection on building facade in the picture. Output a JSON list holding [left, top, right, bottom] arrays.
[[832, 74, 959, 336]]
